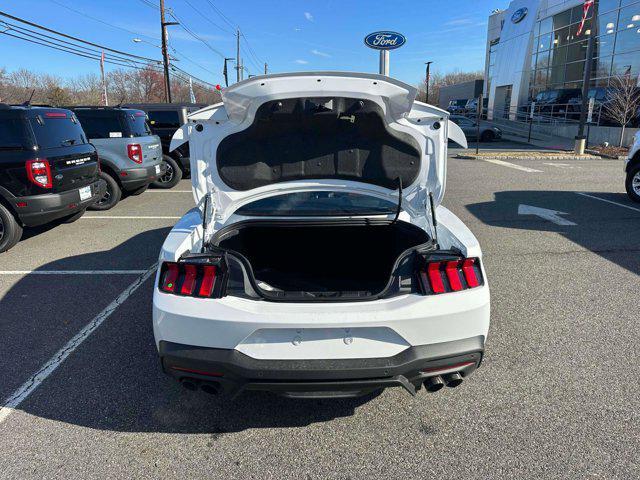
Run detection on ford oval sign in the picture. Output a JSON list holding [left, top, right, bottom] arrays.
[[511, 7, 528, 23], [364, 31, 406, 50]]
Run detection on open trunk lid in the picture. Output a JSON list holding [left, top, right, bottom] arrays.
[[170, 72, 465, 228]]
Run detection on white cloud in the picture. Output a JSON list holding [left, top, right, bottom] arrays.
[[444, 18, 473, 26], [294, 59, 309, 64], [311, 49, 331, 58], [304, 12, 314, 22]]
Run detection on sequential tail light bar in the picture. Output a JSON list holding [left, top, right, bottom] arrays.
[[420, 257, 483, 295], [159, 261, 225, 298]]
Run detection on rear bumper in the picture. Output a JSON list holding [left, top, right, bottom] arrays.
[[120, 163, 165, 190], [160, 336, 484, 397], [13, 179, 106, 227]]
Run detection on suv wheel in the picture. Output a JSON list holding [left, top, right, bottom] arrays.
[[0, 203, 23, 253], [153, 155, 182, 189], [89, 172, 121, 211], [625, 165, 640, 203]]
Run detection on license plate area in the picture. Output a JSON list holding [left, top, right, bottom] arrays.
[[79, 185, 92, 201]]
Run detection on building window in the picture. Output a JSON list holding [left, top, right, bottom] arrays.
[[528, 1, 640, 100]]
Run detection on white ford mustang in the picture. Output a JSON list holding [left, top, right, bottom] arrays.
[[153, 72, 490, 399]]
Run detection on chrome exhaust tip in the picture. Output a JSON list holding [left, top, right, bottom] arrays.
[[443, 372, 463, 388], [424, 376, 445, 393], [200, 381, 221, 395], [180, 378, 198, 391]]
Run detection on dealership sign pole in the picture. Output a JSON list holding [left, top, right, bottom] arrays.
[[364, 31, 406, 76]]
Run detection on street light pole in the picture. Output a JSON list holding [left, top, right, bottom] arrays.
[[575, 2, 598, 154], [425, 61, 433, 104], [235, 28, 241, 83], [159, 0, 178, 103]]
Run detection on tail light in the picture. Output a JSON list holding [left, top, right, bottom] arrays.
[[127, 144, 142, 163], [26, 159, 52, 189], [159, 261, 225, 298], [420, 257, 483, 295]]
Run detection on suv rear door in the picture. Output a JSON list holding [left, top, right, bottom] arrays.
[[27, 109, 98, 193]]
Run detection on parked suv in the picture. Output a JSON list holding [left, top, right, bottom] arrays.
[[0, 104, 105, 252], [70, 107, 164, 210], [124, 103, 206, 188]]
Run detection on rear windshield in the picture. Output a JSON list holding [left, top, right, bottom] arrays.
[[235, 192, 397, 217], [148, 110, 181, 128], [124, 111, 152, 137], [0, 114, 30, 150], [74, 111, 123, 139], [29, 112, 87, 149]]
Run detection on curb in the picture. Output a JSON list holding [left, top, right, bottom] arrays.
[[584, 149, 627, 160]]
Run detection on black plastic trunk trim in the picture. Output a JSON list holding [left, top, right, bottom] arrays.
[[209, 219, 436, 303]]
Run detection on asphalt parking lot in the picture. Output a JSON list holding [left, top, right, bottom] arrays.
[[1, 152, 639, 479]]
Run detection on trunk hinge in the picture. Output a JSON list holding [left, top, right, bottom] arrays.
[[200, 191, 217, 253]]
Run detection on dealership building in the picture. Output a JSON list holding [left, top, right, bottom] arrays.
[[484, 0, 640, 119]]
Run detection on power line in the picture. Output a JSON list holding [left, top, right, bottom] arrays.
[[0, 10, 158, 62], [48, 0, 159, 42], [182, 0, 233, 34], [241, 32, 263, 71], [137, 0, 160, 11], [168, 9, 228, 59], [0, 30, 154, 70], [203, 0, 236, 30], [1, 20, 160, 68]]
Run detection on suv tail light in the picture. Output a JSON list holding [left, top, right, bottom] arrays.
[[26, 159, 52, 189], [159, 261, 225, 298], [127, 144, 142, 163], [420, 257, 483, 295]]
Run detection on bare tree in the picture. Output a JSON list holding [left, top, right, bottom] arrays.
[[604, 74, 640, 147], [417, 70, 484, 106]]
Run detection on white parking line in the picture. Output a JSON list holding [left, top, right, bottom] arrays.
[[544, 162, 579, 169], [0, 264, 157, 425], [81, 216, 181, 219], [481, 158, 543, 173], [576, 192, 640, 213], [0, 270, 147, 275], [145, 190, 192, 193]]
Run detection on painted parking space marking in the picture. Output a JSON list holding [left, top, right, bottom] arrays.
[[576, 192, 640, 213], [543, 162, 579, 169], [481, 158, 543, 173], [0, 263, 157, 425], [0, 270, 147, 275], [81, 215, 181, 219], [145, 190, 192, 193]]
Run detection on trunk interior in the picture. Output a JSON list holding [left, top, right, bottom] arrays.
[[215, 221, 430, 296]]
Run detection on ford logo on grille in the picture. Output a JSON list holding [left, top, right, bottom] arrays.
[[364, 31, 406, 50], [511, 7, 528, 23]]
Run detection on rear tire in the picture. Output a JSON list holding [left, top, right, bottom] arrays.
[[152, 155, 182, 189], [481, 130, 495, 142], [625, 165, 640, 203], [89, 172, 121, 211], [60, 209, 86, 223], [0, 203, 23, 253]]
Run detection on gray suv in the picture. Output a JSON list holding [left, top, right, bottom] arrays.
[[71, 107, 164, 210], [124, 103, 206, 188]]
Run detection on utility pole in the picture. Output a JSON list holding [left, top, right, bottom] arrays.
[[235, 28, 241, 83], [264, 62, 268, 75], [575, 1, 598, 154], [425, 61, 433, 104], [159, 0, 178, 103]]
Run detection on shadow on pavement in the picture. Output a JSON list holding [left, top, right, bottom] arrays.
[[5, 227, 377, 433], [466, 190, 640, 275]]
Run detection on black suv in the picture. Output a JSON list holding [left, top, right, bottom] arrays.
[[0, 104, 105, 252], [124, 103, 206, 188]]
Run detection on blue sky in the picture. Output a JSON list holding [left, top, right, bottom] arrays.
[[0, 0, 508, 87]]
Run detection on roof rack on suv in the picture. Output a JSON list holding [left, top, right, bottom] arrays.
[[65, 105, 126, 110]]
